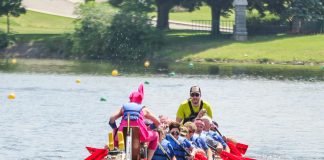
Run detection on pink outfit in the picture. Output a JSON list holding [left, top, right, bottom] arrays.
[[115, 84, 158, 150], [118, 110, 158, 150]]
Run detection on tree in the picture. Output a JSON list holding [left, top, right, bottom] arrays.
[[0, 0, 26, 34], [289, 0, 324, 21], [155, 0, 201, 30], [109, 0, 201, 30], [288, 0, 324, 33], [203, 0, 232, 36], [248, 0, 291, 16], [203, 0, 291, 36]]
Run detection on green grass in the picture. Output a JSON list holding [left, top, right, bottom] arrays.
[[0, 10, 74, 34], [158, 30, 324, 64]]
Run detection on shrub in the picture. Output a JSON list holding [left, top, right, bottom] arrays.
[[72, 1, 165, 61], [105, 12, 164, 61], [44, 34, 73, 58], [247, 13, 290, 35]]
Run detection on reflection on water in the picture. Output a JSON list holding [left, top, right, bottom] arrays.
[[0, 73, 324, 159]]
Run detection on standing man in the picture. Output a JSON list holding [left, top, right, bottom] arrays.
[[176, 86, 213, 124]]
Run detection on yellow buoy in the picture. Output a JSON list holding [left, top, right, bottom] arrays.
[[11, 58, 17, 64], [144, 60, 150, 68], [8, 93, 16, 100], [75, 79, 81, 84], [111, 69, 119, 76]]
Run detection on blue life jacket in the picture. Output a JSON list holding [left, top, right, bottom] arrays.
[[152, 139, 174, 160], [190, 133, 209, 150], [166, 134, 187, 160], [122, 102, 143, 120], [207, 130, 227, 148]]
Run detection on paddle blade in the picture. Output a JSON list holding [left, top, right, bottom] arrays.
[[236, 143, 248, 155], [86, 147, 97, 153], [220, 151, 242, 160], [194, 152, 208, 160], [227, 141, 243, 156], [85, 147, 108, 160]]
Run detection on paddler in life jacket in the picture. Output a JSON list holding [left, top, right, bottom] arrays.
[[165, 121, 195, 160], [152, 128, 176, 160], [108, 83, 160, 160], [176, 86, 213, 124]]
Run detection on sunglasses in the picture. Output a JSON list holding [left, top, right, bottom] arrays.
[[190, 93, 200, 97], [171, 131, 179, 136]]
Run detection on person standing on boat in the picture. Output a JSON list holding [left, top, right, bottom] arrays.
[[176, 86, 213, 124], [109, 83, 161, 160]]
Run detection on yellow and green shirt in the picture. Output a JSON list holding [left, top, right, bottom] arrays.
[[176, 99, 213, 122]]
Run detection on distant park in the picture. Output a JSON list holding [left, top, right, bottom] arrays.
[[1, 0, 324, 80]]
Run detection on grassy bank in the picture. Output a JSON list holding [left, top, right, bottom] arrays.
[[159, 30, 324, 64]]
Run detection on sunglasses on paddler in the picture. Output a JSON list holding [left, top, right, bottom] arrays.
[[171, 131, 180, 136], [190, 92, 200, 97]]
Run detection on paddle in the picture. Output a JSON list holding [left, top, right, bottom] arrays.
[[85, 147, 108, 160], [168, 134, 191, 156], [213, 127, 255, 160], [158, 142, 172, 160], [213, 127, 248, 155], [125, 113, 132, 160], [220, 151, 256, 160]]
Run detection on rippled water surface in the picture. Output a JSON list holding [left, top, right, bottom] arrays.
[[0, 73, 324, 159]]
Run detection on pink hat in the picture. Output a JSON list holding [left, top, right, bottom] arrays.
[[129, 84, 144, 104]]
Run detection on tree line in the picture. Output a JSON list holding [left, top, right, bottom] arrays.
[[1, 0, 323, 59]]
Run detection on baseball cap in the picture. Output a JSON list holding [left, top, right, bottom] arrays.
[[190, 86, 201, 93]]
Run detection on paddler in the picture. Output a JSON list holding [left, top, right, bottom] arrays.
[[108, 83, 160, 160]]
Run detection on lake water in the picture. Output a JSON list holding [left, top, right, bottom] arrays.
[[0, 73, 323, 160]]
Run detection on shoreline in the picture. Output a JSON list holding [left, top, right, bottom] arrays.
[[1, 58, 323, 81]]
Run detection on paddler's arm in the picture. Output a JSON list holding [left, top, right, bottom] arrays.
[[109, 108, 123, 128], [207, 148, 213, 160], [142, 108, 161, 127], [176, 117, 183, 124]]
